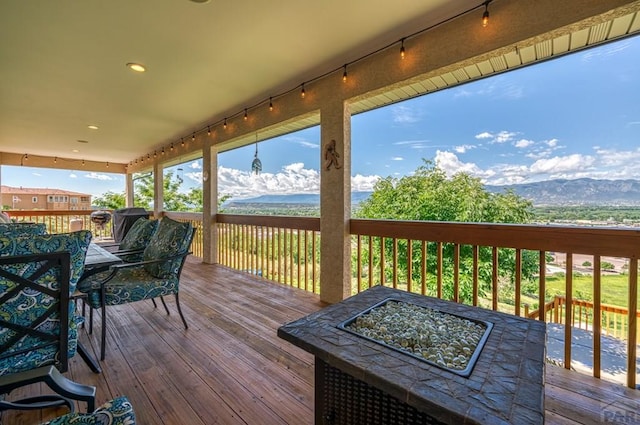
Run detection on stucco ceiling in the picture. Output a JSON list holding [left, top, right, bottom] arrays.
[[0, 0, 482, 165]]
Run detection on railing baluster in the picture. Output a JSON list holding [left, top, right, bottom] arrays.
[[392, 238, 398, 289], [492, 247, 498, 311], [564, 253, 573, 370], [380, 237, 385, 287], [515, 248, 522, 316], [453, 244, 460, 302], [357, 235, 362, 293], [407, 239, 413, 293], [538, 251, 546, 322], [369, 236, 374, 291], [421, 240, 427, 296], [473, 245, 479, 307], [627, 258, 638, 389], [436, 242, 443, 299]]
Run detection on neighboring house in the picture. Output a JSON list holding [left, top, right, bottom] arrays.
[[0, 185, 92, 211]]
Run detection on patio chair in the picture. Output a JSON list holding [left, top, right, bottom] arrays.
[[77, 217, 195, 360], [96, 217, 158, 262], [0, 251, 96, 413], [41, 395, 136, 425], [0, 222, 47, 237]]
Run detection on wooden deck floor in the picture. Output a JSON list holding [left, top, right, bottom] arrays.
[[3, 259, 639, 424]]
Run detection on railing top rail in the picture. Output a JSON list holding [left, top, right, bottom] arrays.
[[217, 214, 320, 231], [350, 219, 640, 258], [6, 209, 114, 217]]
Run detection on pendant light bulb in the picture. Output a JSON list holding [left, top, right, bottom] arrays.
[[342, 65, 348, 83], [400, 39, 406, 59], [482, 1, 490, 27], [223, 118, 227, 129], [301, 83, 306, 98], [269, 97, 273, 112], [244, 108, 248, 120]]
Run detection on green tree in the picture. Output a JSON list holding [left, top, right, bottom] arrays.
[[93, 171, 205, 212], [355, 160, 537, 303]]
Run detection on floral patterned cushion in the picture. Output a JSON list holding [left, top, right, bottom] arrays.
[[0, 231, 92, 374], [0, 222, 47, 237], [0, 230, 92, 292], [142, 217, 193, 279], [118, 218, 158, 252], [84, 267, 181, 308], [41, 396, 136, 425]]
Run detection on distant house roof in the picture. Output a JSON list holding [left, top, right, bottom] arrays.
[[0, 185, 91, 197]]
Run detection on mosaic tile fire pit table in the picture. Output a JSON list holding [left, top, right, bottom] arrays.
[[278, 286, 546, 425]]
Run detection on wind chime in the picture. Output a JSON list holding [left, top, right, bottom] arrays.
[[251, 134, 262, 175]]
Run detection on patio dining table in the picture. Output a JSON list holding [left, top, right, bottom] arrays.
[[75, 243, 123, 373]]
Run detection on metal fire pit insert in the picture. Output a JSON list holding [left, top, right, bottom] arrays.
[[337, 298, 493, 378]]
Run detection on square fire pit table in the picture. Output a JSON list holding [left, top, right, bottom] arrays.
[[278, 286, 546, 425]]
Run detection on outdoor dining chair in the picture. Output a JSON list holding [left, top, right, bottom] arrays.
[[0, 249, 96, 413], [77, 217, 195, 360]]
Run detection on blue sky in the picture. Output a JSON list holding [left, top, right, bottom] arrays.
[[2, 35, 639, 201]]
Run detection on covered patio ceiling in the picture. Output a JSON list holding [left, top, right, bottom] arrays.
[[1, 0, 639, 169]]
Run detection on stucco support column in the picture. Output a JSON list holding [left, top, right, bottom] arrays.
[[125, 173, 134, 207], [320, 100, 351, 304], [202, 144, 218, 264], [153, 162, 164, 219]]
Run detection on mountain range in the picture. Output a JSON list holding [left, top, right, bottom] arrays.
[[225, 178, 640, 207]]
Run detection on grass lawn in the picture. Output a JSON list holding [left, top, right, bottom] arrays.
[[542, 273, 635, 308]]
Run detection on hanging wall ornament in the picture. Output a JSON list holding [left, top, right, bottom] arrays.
[[251, 135, 262, 175]]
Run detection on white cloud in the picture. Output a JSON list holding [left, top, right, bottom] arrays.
[[69, 173, 77, 179], [84, 172, 114, 181], [454, 144, 475, 153], [475, 132, 493, 140], [546, 139, 559, 147], [391, 156, 403, 161], [352, 174, 380, 191], [514, 139, 534, 148], [493, 131, 517, 144], [189, 161, 201, 169], [529, 154, 595, 175], [185, 171, 203, 183], [392, 105, 421, 124], [32, 172, 42, 177], [434, 151, 495, 180], [393, 139, 432, 149]]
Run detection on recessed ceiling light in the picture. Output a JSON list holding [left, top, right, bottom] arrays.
[[72, 149, 80, 153], [126, 63, 146, 72], [88, 125, 99, 130]]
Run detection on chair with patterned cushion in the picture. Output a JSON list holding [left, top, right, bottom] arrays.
[[78, 217, 195, 360], [0, 222, 47, 237], [41, 395, 136, 425], [0, 251, 96, 414], [97, 217, 158, 263]]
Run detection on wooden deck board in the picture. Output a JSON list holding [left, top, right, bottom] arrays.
[[2, 259, 638, 424]]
